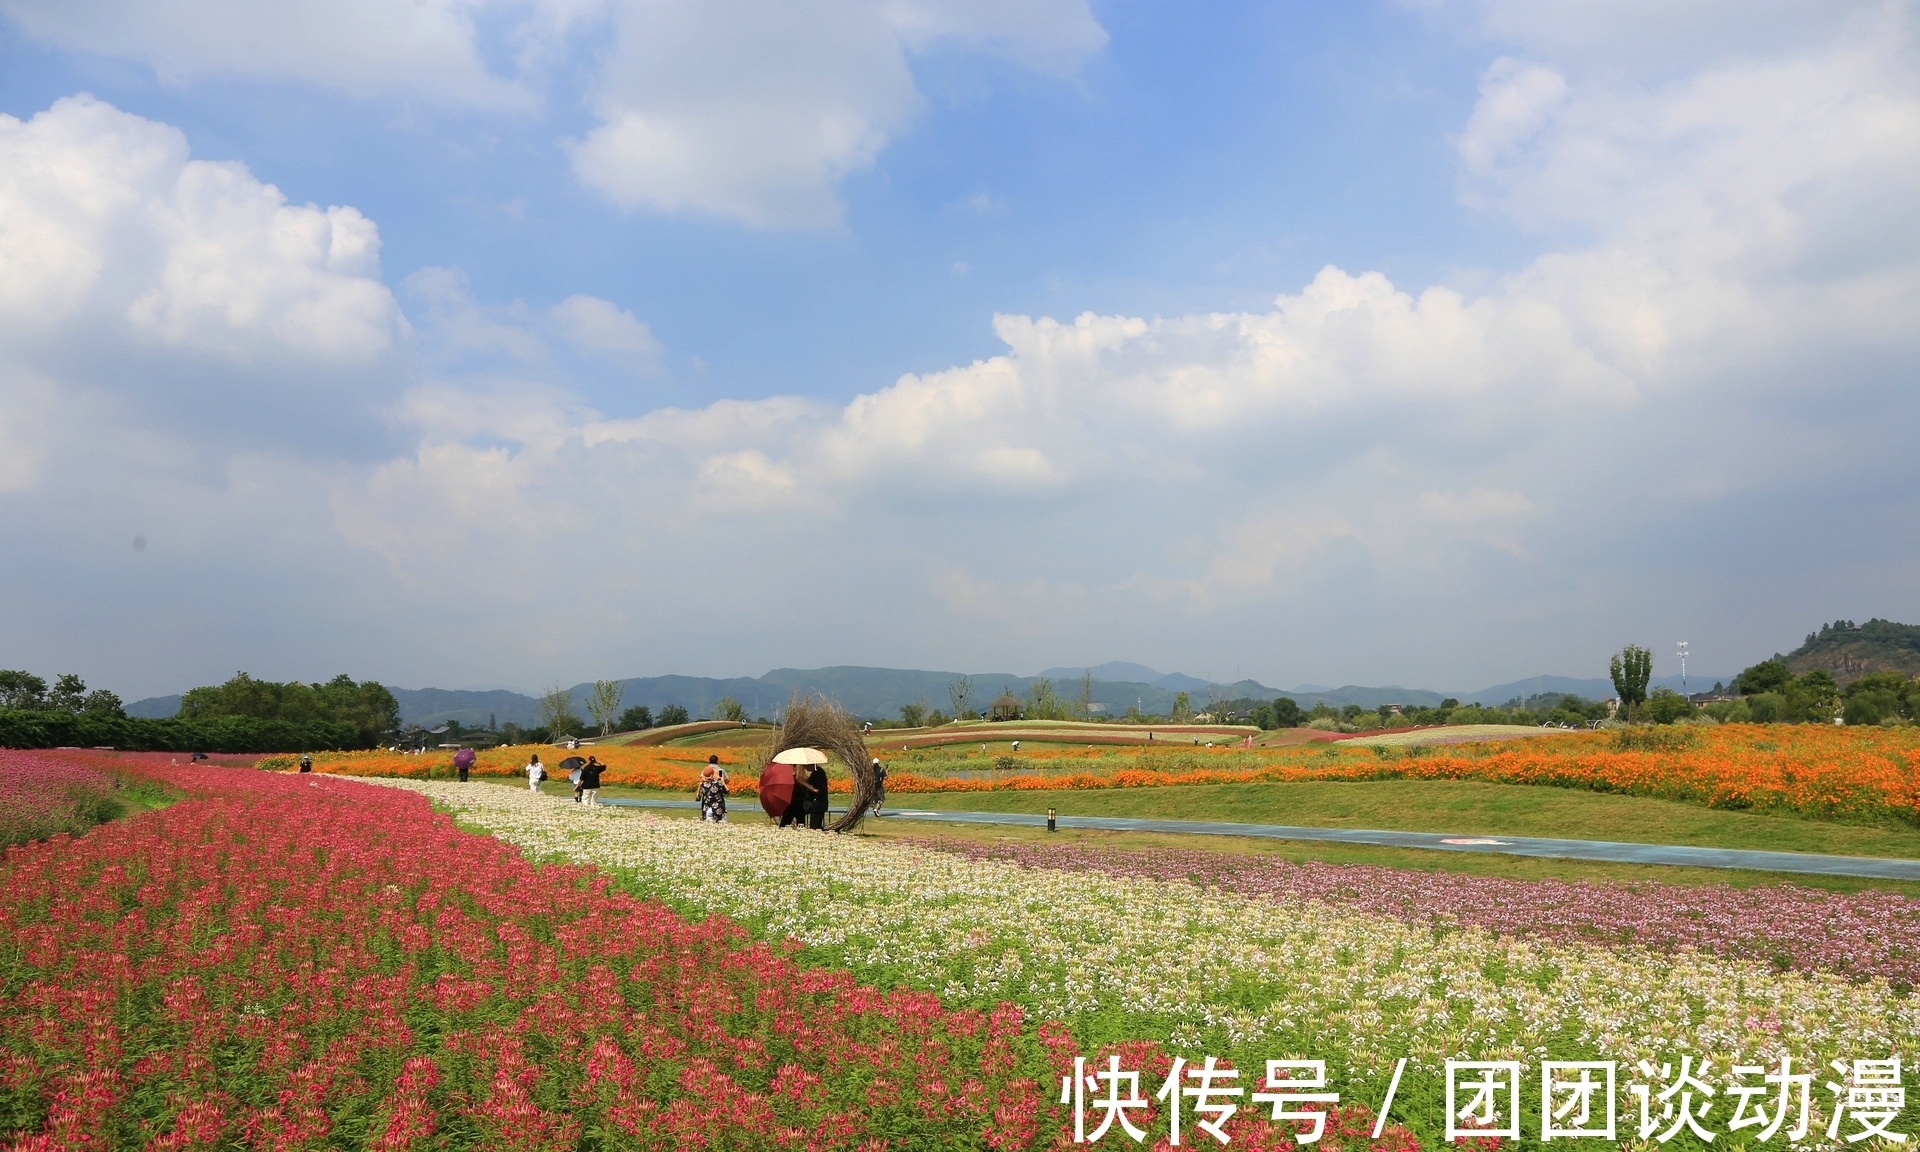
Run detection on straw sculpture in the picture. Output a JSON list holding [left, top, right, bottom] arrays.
[[750, 692, 875, 832]]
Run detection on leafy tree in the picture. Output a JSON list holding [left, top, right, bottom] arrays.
[[1609, 645, 1654, 718], [81, 689, 124, 718], [1747, 692, 1786, 722], [1844, 690, 1900, 726], [312, 675, 400, 744], [587, 679, 626, 735], [536, 683, 581, 739], [947, 676, 974, 721], [0, 671, 48, 710], [899, 700, 927, 727], [1170, 692, 1193, 722], [1078, 671, 1093, 720], [1642, 687, 1694, 725], [1026, 678, 1061, 721], [1734, 659, 1792, 696], [711, 696, 746, 722], [1700, 697, 1752, 723], [48, 674, 88, 712], [175, 671, 394, 744], [657, 704, 690, 726], [616, 705, 653, 732], [1793, 670, 1840, 724], [926, 709, 949, 726]]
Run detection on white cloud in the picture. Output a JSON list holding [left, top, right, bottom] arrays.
[[6, 5, 1920, 692], [0, 95, 404, 363], [569, 0, 1104, 226], [547, 294, 660, 356], [2, 0, 1104, 229], [0, 0, 529, 106]]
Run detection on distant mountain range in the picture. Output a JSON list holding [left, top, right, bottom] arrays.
[[126, 663, 1726, 728]]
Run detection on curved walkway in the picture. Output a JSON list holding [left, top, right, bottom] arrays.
[[598, 796, 1920, 880]]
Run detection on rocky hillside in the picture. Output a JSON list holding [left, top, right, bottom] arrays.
[[1784, 619, 1920, 684]]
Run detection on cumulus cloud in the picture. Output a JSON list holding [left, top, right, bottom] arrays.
[[547, 295, 660, 357], [0, 0, 531, 106], [6, 2, 1920, 693], [0, 95, 408, 454], [0, 0, 1104, 229], [306, 2, 1920, 683], [568, 0, 1104, 226]]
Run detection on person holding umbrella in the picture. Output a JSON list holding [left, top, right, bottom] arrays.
[[453, 746, 475, 782], [578, 755, 604, 805], [805, 761, 830, 830], [766, 747, 828, 828]]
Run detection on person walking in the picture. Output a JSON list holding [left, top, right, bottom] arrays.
[[299, 753, 312, 773], [805, 762, 830, 830], [569, 758, 586, 803], [578, 756, 604, 806], [526, 753, 544, 793], [453, 746, 475, 783], [697, 764, 728, 822], [871, 757, 887, 815]]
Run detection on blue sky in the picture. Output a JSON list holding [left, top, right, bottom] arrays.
[[2, 0, 1916, 697]]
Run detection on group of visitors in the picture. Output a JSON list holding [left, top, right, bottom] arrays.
[[521, 751, 606, 802], [512, 747, 889, 829], [779, 760, 831, 829]]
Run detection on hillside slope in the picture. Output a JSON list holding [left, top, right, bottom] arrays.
[[1784, 619, 1920, 684]]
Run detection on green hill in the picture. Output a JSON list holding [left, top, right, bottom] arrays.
[[1784, 619, 1920, 684]]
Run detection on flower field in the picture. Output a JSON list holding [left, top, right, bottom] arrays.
[[293, 724, 1920, 826], [0, 751, 131, 848], [374, 777, 1920, 1147], [904, 837, 1920, 986], [0, 756, 1059, 1150], [4, 752, 1423, 1151]]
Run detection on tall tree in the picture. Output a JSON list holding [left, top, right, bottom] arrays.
[[947, 675, 974, 720], [1026, 678, 1060, 721], [0, 671, 48, 711], [899, 700, 927, 727], [711, 696, 746, 722], [588, 679, 626, 735], [1079, 670, 1093, 720], [536, 683, 580, 738], [1609, 645, 1654, 719]]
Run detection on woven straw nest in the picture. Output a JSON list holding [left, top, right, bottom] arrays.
[[747, 693, 876, 832]]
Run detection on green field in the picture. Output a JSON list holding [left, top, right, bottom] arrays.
[[888, 778, 1920, 857]]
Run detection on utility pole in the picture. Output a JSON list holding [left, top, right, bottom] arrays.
[[1676, 641, 1689, 695]]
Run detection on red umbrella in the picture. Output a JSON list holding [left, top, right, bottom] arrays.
[[759, 762, 795, 820]]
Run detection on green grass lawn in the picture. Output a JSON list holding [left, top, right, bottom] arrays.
[[884, 778, 1920, 859]]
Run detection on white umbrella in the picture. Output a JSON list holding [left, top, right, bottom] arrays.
[[772, 747, 829, 765]]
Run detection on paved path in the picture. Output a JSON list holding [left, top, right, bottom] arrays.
[[597, 797, 1920, 881]]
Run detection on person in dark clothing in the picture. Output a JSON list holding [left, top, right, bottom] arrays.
[[299, 753, 312, 773], [578, 756, 604, 806], [805, 763, 830, 830], [781, 765, 812, 828], [453, 746, 475, 782]]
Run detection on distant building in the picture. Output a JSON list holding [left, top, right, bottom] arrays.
[[989, 692, 1022, 721], [1087, 703, 1107, 714]]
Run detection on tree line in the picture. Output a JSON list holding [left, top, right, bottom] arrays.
[[0, 669, 391, 752]]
